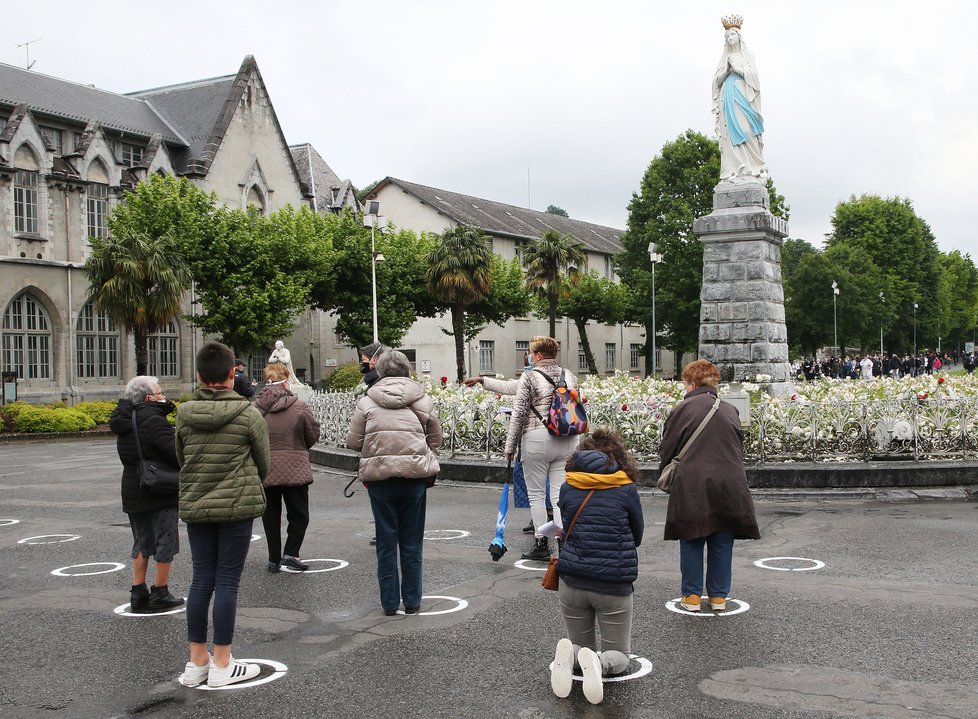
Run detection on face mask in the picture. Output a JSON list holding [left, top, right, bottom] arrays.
[[524, 359, 534, 373], [360, 362, 371, 374]]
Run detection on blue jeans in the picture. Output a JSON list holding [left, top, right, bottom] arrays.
[[186, 519, 253, 645], [367, 481, 427, 612], [679, 529, 735, 598]]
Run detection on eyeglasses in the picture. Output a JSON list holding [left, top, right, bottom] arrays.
[[148, 391, 166, 399]]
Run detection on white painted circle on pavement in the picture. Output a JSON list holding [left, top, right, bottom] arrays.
[[195, 658, 288, 690], [251, 534, 262, 542], [754, 556, 825, 571], [52, 561, 125, 577], [114, 600, 187, 616], [514, 558, 548, 572], [396, 595, 467, 616], [280, 558, 349, 574], [18, 534, 81, 545], [424, 529, 470, 540], [0, 518, 20, 527], [548, 654, 653, 683], [665, 598, 750, 616]]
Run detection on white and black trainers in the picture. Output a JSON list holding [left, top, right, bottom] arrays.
[[207, 656, 260, 687], [578, 647, 604, 705], [177, 655, 210, 687], [551, 638, 575, 698]]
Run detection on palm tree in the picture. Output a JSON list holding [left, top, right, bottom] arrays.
[[426, 225, 494, 383], [523, 230, 586, 338], [85, 232, 192, 375]]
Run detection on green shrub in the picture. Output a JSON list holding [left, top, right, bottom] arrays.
[[14, 406, 96, 433], [325, 362, 363, 392], [72, 400, 117, 424]]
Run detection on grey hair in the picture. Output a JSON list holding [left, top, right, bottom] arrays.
[[376, 350, 412, 378], [358, 342, 385, 359], [125, 375, 160, 403]]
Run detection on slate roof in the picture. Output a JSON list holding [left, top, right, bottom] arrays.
[[290, 142, 357, 211], [0, 61, 186, 144], [127, 75, 235, 160], [376, 177, 623, 255]]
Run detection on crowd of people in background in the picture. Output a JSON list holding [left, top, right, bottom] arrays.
[[795, 350, 963, 381]]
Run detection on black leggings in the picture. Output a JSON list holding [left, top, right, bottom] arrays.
[[261, 485, 310, 562]]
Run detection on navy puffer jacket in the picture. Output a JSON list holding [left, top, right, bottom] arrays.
[[557, 450, 644, 595]]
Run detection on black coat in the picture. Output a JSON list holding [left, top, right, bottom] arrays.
[[109, 399, 179, 514], [233, 370, 255, 398], [659, 386, 760, 541]]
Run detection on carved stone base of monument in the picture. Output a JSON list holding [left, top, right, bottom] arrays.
[[694, 179, 793, 393]]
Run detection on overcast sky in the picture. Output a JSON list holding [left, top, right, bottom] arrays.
[[4, 1, 976, 258]]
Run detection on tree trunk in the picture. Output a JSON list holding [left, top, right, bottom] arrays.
[[575, 318, 597, 374], [452, 303, 466, 384], [548, 292, 558, 339], [134, 327, 149, 376]]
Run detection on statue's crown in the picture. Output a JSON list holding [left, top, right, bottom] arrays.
[[721, 14, 743, 30]]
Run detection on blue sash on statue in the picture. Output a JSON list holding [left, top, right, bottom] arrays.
[[723, 73, 764, 145]]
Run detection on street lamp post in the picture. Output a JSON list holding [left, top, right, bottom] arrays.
[[648, 242, 663, 378], [879, 291, 885, 356], [363, 201, 386, 343], [913, 302, 918, 356], [832, 281, 839, 357]]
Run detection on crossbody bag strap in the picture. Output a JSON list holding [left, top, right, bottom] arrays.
[[563, 489, 595, 541], [130, 411, 145, 462], [675, 396, 721, 461], [530, 368, 558, 422]]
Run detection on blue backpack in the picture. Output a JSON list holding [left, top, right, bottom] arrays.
[[530, 369, 589, 437]]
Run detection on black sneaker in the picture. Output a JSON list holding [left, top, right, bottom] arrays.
[[522, 522, 534, 534], [147, 584, 184, 612], [129, 583, 149, 614], [267, 561, 281, 573], [281, 555, 309, 571], [521, 538, 550, 561], [404, 606, 420, 615]]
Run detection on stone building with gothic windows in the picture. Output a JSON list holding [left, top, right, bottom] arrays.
[[0, 56, 356, 404]]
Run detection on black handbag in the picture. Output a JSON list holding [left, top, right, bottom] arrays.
[[131, 412, 179, 495]]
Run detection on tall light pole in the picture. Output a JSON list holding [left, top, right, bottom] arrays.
[[913, 302, 918, 356], [363, 201, 386, 343], [648, 242, 663, 379], [832, 281, 839, 357], [879, 291, 885, 356]]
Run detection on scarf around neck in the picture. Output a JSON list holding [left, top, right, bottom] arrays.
[[565, 470, 633, 490]]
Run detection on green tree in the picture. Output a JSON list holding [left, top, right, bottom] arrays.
[[85, 175, 212, 374], [463, 256, 532, 341], [937, 251, 978, 353], [618, 130, 789, 370], [523, 230, 586, 338], [557, 271, 628, 373], [426, 225, 495, 382], [182, 205, 331, 355], [309, 211, 440, 352], [545, 205, 569, 217]]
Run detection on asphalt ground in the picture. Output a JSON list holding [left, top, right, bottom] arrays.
[[1, 437, 977, 719]]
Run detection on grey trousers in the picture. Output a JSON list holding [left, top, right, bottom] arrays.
[[558, 583, 632, 675]]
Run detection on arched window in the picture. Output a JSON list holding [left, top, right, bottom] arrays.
[[246, 184, 265, 215], [87, 159, 110, 239], [2, 293, 52, 379], [76, 301, 119, 378], [148, 320, 179, 377]]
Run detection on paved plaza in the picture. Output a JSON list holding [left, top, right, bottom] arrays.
[[1, 437, 976, 719]]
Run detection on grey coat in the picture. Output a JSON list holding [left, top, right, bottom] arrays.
[[659, 386, 760, 541], [346, 377, 443, 483]]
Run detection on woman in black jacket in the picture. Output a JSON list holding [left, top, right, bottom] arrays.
[[550, 429, 644, 705], [109, 376, 184, 613]]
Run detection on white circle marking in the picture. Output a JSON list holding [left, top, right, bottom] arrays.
[[665, 598, 750, 617], [424, 529, 470, 540], [18, 534, 81, 545], [195, 659, 288, 691], [0, 518, 20, 527], [548, 654, 653, 683], [280, 558, 349, 574], [250, 534, 262, 542], [753, 556, 825, 571], [395, 595, 468, 616], [52, 561, 125, 577], [514, 558, 548, 572], [114, 600, 187, 617]]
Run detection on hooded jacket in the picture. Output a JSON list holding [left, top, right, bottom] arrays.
[[254, 385, 321, 488], [175, 387, 270, 523], [346, 376, 442, 483], [557, 450, 644, 595], [109, 398, 178, 514]]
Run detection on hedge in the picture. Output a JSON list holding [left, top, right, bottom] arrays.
[[13, 406, 97, 433]]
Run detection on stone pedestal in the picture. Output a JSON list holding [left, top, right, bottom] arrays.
[[694, 179, 792, 389]]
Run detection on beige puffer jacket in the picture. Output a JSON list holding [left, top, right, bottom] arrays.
[[504, 358, 579, 455], [346, 376, 443, 483]]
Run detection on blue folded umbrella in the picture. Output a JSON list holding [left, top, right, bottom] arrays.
[[488, 460, 511, 561]]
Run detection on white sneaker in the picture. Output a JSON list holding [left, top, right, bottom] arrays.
[[207, 656, 260, 687], [578, 647, 604, 705], [178, 655, 210, 687], [550, 638, 574, 698]]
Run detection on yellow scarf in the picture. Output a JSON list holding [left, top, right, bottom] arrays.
[[565, 470, 633, 490]]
